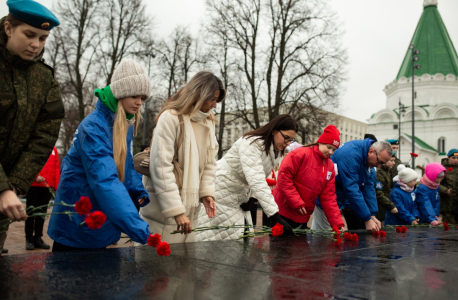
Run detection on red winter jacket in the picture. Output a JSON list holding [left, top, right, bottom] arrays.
[[31, 147, 60, 190], [273, 145, 344, 227]]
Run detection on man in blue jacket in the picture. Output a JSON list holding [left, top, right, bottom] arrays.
[[332, 139, 393, 231]]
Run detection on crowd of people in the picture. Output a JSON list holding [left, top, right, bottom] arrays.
[[1, 0, 458, 254]]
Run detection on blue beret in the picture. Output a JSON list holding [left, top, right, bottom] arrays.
[[392, 150, 397, 157], [7, 0, 60, 30], [447, 148, 458, 157], [386, 139, 399, 145]]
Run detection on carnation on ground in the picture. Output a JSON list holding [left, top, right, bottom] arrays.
[[157, 242, 171, 256], [271, 223, 284, 237]]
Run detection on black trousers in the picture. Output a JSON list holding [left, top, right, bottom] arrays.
[[281, 215, 309, 230], [25, 187, 52, 239], [342, 208, 366, 230], [52, 241, 106, 252]]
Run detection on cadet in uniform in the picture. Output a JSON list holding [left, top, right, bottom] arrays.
[[0, 0, 63, 254], [440, 149, 458, 224], [375, 151, 398, 222], [387, 139, 402, 188]]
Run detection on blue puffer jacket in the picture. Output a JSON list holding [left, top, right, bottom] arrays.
[[329, 139, 378, 222], [385, 183, 419, 225], [48, 100, 151, 248], [415, 184, 440, 224]]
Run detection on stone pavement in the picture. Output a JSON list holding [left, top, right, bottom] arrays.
[[1, 227, 458, 299]]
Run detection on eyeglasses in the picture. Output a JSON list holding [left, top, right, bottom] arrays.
[[279, 131, 296, 144], [374, 149, 388, 165]]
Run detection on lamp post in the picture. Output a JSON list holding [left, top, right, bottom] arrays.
[[142, 50, 155, 145], [409, 44, 421, 168], [398, 100, 406, 162]]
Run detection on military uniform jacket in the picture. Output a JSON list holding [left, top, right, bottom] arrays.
[[439, 158, 458, 214], [0, 44, 63, 220], [375, 165, 396, 220], [390, 157, 402, 189]]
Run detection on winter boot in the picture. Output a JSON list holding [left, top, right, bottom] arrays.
[[34, 237, 50, 249], [26, 238, 35, 250]]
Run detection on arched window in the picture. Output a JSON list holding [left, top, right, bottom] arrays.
[[438, 137, 446, 154]]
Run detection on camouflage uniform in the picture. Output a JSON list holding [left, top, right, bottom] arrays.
[[440, 158, 458, 224], [375, 165, 396, 221], [0, 42, 64, 251], [389, 157, 402, 189]]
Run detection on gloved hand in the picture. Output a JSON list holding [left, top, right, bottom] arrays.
[[268, 213, 293, 235], [431, 220, 439, 226]]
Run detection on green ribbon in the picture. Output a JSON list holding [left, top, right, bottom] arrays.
[[94, 86, 134, 120]]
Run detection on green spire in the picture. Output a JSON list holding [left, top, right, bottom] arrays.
[[396, 3, 458, 80]]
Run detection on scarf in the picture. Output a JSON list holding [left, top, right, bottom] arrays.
[[398, 181, 414, 193], [420, 174, 440, 190], [180, 110, 217, 208], [94, 86, 135, 120]]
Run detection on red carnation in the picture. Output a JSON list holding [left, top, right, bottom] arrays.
[[335, 237, 342, 246], [271, 223, 284, 237], [443, 222, 450, 231], [344, 232, 351, 240], [75, 196, 92, 216], [147, 233, 161, 247], [401, 226, 407, 233], [372, 231, 379, 236], [84, 211, 107, 229], [448, 167, 453, 172], [395, 227, 401, 233], [156, 242, 171, 256], [379, 231, 386, 237], [410, 153, 418, 157], [351, 233, 359, 241]]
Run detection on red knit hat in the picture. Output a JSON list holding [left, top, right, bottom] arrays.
[[317, 125, 340, 148]]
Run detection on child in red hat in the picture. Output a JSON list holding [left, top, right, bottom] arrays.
[[273, 125, 344, 229]]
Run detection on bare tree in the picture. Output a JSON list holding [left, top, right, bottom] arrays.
[[265, 0, 346, 124], [206, 0, 263, 129], [154, 26, 202, 98], [99, 0, 154, 85], [54, 0, 103, 121]]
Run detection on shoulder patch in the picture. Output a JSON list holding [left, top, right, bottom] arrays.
[[375, 181, 382, 190]]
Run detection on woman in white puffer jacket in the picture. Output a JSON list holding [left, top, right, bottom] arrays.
[[197, 114, 298, 241], [140, 71, 225, 244]]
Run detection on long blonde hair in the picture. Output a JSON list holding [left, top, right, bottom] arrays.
[[113, 101, 141, 182], [155, 71, 225, 123]]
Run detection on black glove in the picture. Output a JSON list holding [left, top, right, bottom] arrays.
[[268, 213, 293, 235], [240, 197, 257, 211]]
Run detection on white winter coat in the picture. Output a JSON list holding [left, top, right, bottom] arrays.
[[196, 136, 280, 241], [139, 110, 217, 244]]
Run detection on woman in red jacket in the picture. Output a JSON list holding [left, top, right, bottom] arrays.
[[25, 147, 60, 250], [273, 125, 344, 229]]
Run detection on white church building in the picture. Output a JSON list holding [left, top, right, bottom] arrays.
[[368, 0, 458, 170]]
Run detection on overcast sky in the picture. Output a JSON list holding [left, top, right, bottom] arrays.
[[2, 0, 458, 123]]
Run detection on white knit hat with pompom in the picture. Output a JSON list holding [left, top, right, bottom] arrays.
[[398, 164, 419, 183]]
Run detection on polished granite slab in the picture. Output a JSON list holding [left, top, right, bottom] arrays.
[[1, 228, 458, 299]]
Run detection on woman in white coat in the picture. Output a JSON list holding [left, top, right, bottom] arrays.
[[139, 71, 225, 244], [197, 114, 298, 241]]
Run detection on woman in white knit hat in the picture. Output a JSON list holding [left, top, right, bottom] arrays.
[[139, 71, 225, 244], [48, 59, 153, 251], [385, 165, 420, 226]]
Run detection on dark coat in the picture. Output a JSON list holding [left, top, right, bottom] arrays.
[[0, 43, 63, 222], [375, 165, 396, 221], [439, 158, 458, 214]]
